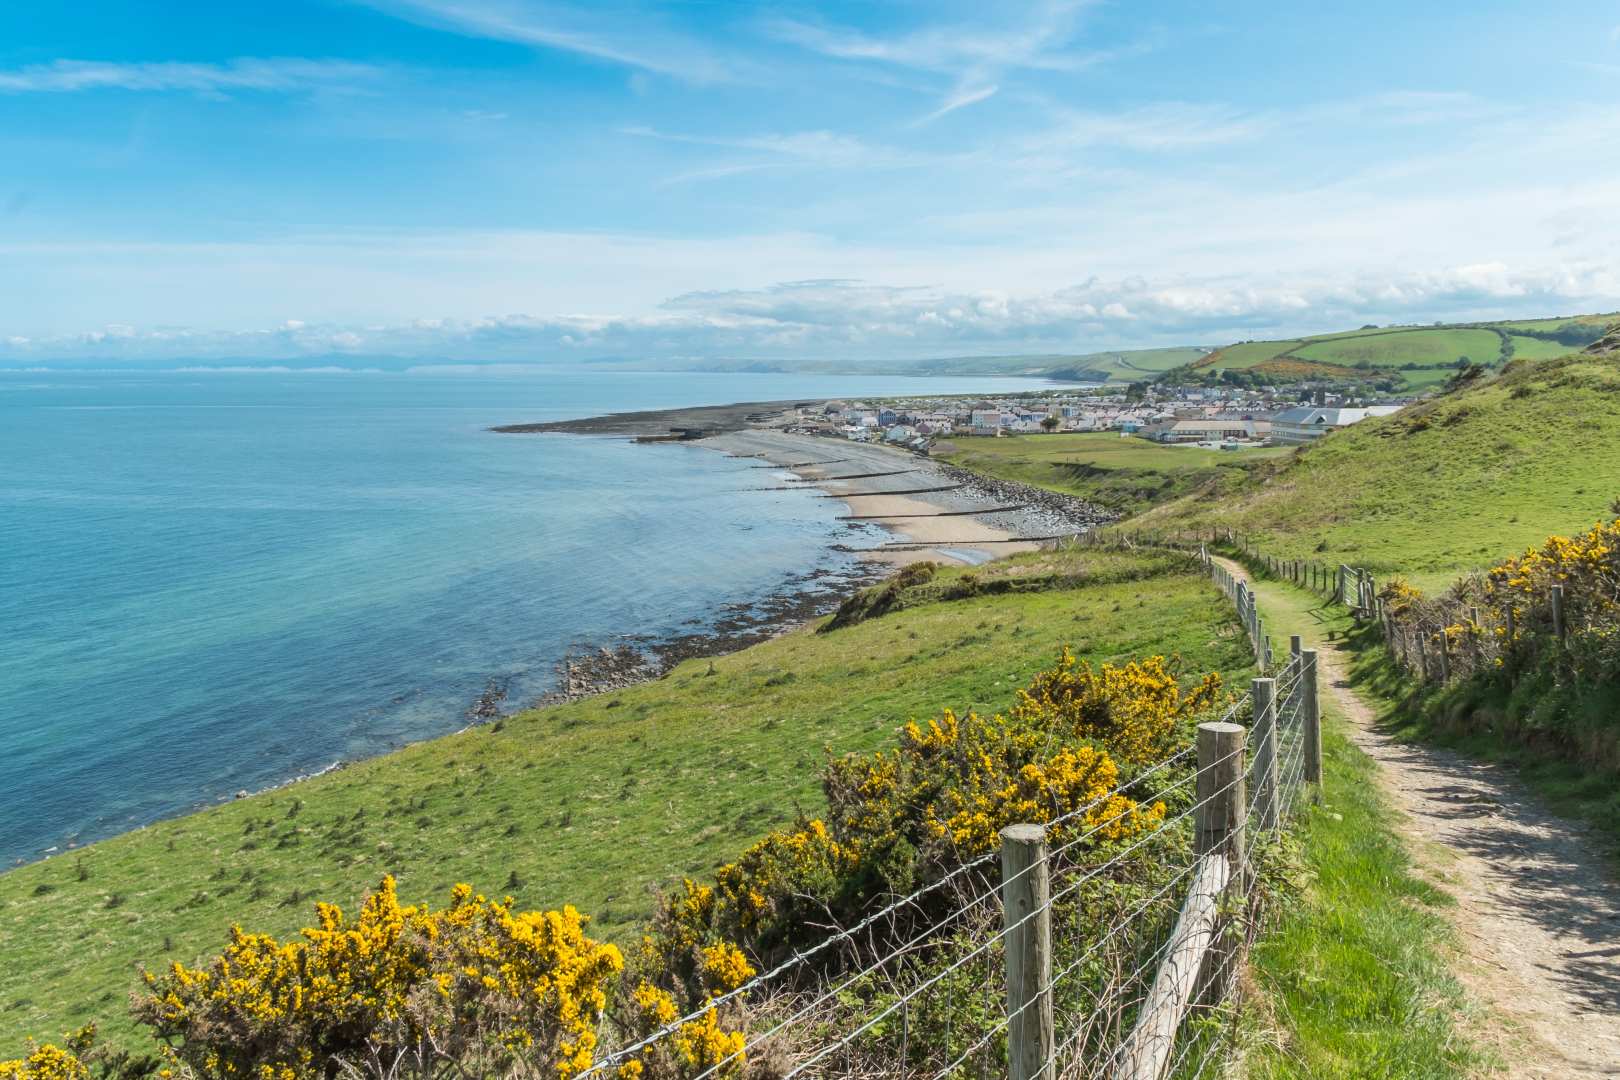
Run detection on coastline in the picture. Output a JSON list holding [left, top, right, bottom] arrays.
[[10, 399, 1108, 866], [490, 399, 803, 438], [704, 428, 1112, 565], [484, 408, 1115, 690]]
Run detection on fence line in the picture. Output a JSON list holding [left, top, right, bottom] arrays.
[[1100, 523, 1588, 695], [578, 540, 1319, 1080]]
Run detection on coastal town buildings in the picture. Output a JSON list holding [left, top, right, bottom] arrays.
[[1270, 405, 1403, 444], [797, 384, 1408, 452]]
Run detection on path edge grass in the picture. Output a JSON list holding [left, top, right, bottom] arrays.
[[1228, 568, 1495, 1077]]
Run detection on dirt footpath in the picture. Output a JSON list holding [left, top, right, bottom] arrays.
[[1214, 558, 1620, 1078]]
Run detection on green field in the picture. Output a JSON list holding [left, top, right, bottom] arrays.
[[1505, 333, 1577, 360], [938, 432, 1289, 514], [1187, 313, 1615, 391], [0, 548, 1254, 1053], [1137, 351, 1620, 590], [1292, 327, 1501, 367]]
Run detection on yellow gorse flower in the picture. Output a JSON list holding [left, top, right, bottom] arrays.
[[0, 1027, 95, 1080], [137, 877, 622, 1080]]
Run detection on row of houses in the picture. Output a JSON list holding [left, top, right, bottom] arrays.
[[800, 389, 1407, 449]]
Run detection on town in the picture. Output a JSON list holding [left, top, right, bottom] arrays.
[[793, 382, 1409, 451]]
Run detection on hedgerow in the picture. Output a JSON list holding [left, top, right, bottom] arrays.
[[1379, 516, 1620, 765]]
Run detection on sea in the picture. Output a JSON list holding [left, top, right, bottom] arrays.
[[0, 368, 1054, 865]]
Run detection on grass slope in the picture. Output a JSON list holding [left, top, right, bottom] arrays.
[[937, 432, 1288, 515], [0, 549, 1254, 1053], [1139, 350, 1620, 590]]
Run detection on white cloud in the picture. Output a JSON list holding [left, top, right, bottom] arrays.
[[6, 266, 1615, 367], [622, 125, 938, 182], [358, 0, 738, 82], [0, 58, 382, 95], [916, 84, 1000, 125], [1030, 101, 1273, 152], [768, 1, 1103, 120]]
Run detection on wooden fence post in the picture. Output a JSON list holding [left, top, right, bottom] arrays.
[[1415, 631, 1428, 682], [1252, 679, 1279, 833], [1437, 631, 1451, 682], [1001, 825, 1054, 1080], [1197, 721, 1247, 868], [1551, 584, 1567, 647], [1302, 650, 1322, 800], [1290, 634, 1302, 661]]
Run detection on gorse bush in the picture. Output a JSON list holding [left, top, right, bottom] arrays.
[[136, 878, 623, 1080], [1481, 517, 1620, 678], [616, 650, 1222, 1076], [1378, 516, 1620, 766], [642, 650, 1215, 969], [0, 1028, 94, 1080], [12, 648, 1228, 1080]]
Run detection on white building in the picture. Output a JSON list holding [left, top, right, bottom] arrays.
[[1271, 405, 1401, 444]]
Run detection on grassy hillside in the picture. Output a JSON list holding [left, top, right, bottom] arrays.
[[0, 547, 1253, 1053], [1184, 313, 1615, 392], [1136, 349, 1620, 590], [938, 432, 1288, 515]]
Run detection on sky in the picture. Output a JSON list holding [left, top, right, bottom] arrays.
[[2, 0, 1619, 366]]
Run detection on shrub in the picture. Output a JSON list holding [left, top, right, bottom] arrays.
[[1483, 517, 1620, 685], [636, 649, 1218, 1002], [0, 1027, 94, 1080], [135, 877, 623, 1080]]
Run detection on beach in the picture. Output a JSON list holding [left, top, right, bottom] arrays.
[[496, 396, 1114, 568], [705, 428, 1107, 566], [481, 409, 1113, 699]]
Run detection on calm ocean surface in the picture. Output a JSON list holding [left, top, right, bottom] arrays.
[[0, 369, 1052, 864]]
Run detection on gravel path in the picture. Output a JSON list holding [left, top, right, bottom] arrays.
[[1215, 557, 1620, 1077]]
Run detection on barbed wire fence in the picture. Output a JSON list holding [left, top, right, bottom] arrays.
[[578, 544, 1322, 1080]]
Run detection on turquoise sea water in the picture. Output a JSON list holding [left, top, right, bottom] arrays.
[[0, 369, 1051, 864]]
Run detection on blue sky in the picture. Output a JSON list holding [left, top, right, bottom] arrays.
[[2, 0, 1619, 365]]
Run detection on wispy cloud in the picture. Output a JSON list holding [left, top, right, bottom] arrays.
[[622, 125, 936, 182], [358, 0, 737, 82], [768, 0, 1102, 121], [1035, 101, 1272, 152], [0, 58, 382, 95], [916, 84, 1000, 125]]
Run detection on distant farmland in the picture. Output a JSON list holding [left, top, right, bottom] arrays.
[[1181, 312, 1615, 390]]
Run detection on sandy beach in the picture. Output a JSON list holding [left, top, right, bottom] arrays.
[[706, 429, 1106, 566]]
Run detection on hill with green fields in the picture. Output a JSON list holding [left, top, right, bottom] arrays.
[[1173, 312, 1615, 393], [0, 547, 1252, 1053], [1137, 345, 1620, 590]]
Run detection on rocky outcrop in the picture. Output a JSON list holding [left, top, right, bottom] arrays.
[[1582, 323, 1620, 354]]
